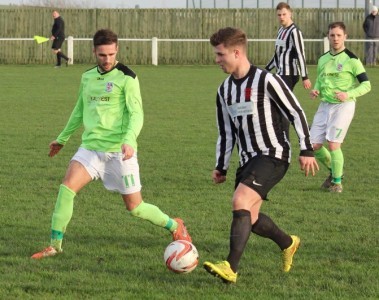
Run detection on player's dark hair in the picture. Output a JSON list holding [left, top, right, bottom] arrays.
[[93, 29, 118, 47], [328, 21, 347, 34], [210, 27, 247, 49]]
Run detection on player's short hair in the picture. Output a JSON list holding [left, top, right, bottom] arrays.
[[210, 27, 247, 49], [328, 21, 346, 34], [93, 29, 118, 47], [276, 2, 292, 11]]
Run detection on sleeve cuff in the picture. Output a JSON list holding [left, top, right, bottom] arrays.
[[216, 167, 227, 176], [299, 150, 314, 157]]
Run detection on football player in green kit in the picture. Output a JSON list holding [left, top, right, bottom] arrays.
[[310, 22, 371, 193], [31, 29, 191, 259]]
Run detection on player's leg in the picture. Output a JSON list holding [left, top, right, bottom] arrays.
[[57, 46, 70, 66], [244, 157, 298, 272], [310, 102, 333, 187], [31, 159, 92, 259], [367, 40, 374, 66], [326, 102, 355, 193], [251, 211, 299, 272], [313, 143, 332, 188], [204, 183, 258, 284], [227, 185, 262, 272], [104, 152, 191, 242], [373, 40, 377, 66], [51, 48, 60, 67], [328, 143, 344, 192], [52, 38, 66, 67]]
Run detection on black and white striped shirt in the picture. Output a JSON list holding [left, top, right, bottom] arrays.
[[215, 65, 313, 174], [265, 23, 308, 79]]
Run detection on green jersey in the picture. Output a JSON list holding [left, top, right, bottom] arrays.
[[56, 63, 143, 152], [314, 49, 371, 104]]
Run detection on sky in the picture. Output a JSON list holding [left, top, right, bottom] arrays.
[[0, 0, 376, 9]]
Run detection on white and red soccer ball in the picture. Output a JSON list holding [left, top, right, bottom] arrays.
[[164, 240, 199, 273]]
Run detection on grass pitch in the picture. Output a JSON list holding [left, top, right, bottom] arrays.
[[0, 64, 378, 299]]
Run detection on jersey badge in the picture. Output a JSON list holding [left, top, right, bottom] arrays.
[[245, 88, 252, 100], [336, 63, 343, 72], [106, 82, 114, 92]]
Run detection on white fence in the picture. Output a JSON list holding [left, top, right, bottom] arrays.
[[0, 37, 371, 65]]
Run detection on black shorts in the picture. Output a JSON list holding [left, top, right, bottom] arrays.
[[52, 37, 65, 50], [235, 155, 289, 200], [279, 75, 299, 91]]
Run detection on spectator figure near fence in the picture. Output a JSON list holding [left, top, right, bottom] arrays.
[[309, 22, 371, 193], [363, 6, 379, 66], [265, 2, 311, 91], [51, 10, 70, 68]]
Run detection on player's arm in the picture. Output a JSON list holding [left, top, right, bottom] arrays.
[[122, 76, 144, 154], [265, 55, 275, 71], [267, 77, 318, 176], [55, 83, 84, 147], [214, 91, 235, 179], [292, 29, 311, 88], [346, 60, 371, 99], [310, 58, 322, 99]]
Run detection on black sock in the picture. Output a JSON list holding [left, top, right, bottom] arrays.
[[226, 209, 251, 273], [59, 51, 69, 61], [251, 213, 292, 250], [56, 53, 61, 66]]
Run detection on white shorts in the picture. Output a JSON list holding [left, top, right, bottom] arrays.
[[310, 101, 355, 144], [71, 147, 142, 195]]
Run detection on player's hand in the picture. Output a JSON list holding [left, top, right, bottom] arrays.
[[122, 144, 135, 160], [310, 90, 319, 99], [49, 141, 64, 157], [303, 79, 312, 90], [335, 91, 348, 102], [212, 169, 226, 184], [298, 156, 319, 177]]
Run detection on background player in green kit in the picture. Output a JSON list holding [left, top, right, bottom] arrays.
[[31, 29, 191, 259], [310, 22, 371, 193]]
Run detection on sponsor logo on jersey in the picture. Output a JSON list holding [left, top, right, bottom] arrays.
[[90, 96, 110, 102]]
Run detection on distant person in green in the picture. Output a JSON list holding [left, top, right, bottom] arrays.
[[310, 22, 371, 193], [51, 10, 70, 67], [31, 29, 191, 260]]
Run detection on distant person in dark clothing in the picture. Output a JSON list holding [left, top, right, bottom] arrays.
[[363, 6, 379, 66], [51, 10, 70, 67]]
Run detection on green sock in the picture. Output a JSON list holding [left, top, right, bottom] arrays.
[[130, 201, 177, 232], [50, 184, 76, 250], [330, 148, 344, 184], [314, 146, 332, 171]]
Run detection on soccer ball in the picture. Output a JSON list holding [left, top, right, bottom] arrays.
[[164, 240, 199, 273]]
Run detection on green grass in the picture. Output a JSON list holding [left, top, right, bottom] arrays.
[[0, 64, 378, 299]]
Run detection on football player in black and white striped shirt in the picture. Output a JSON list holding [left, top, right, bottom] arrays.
[[265, 2, 311, 91], [203, 27, 318, 284]]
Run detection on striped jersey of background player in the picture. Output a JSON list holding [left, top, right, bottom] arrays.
[[265, 2, 311, 91]]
